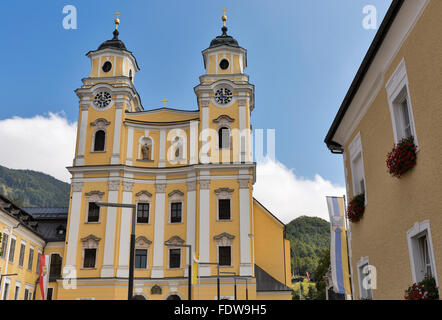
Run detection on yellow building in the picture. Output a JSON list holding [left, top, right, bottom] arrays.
[[325, 0, 441, 299], [16, 13, 291, 300], [0, 195, 45, 300]]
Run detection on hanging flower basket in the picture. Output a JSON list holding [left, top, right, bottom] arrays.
[[346, 193, 365, 223], [386, 136, 417, 178], [404, 275, 439, 300]]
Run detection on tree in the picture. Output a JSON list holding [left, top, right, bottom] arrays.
[[306, 285, 317, 300], [313, 248, 330, 300]]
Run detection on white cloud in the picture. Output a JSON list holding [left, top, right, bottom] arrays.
[[0, 113, 77, 183], [253, 158, 346, 224]]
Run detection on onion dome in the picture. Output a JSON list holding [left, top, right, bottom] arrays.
[[209, 9, 239, 48], [97, 29, 127, 51]]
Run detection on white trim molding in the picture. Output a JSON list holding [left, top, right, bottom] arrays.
[[356, 256, 373, 300], [348, 132, 367, 202], [385, 58, 418, 145], [407, 220, 439, 286]]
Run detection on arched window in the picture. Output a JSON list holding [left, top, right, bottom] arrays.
[[219, 127, 230, 149], [94, 130, 106, 151]]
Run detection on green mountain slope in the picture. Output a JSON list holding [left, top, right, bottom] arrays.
[[285, 216, 330, 280], [0, 165, 70, 207]]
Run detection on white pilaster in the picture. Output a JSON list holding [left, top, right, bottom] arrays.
[[151, 181, 166, 278], [126, 126, 134, 166], [200, 100, 210, 163], [198, 177, 211, 276], [75, 105, 89, 166], [116, 182, 133, 278], [101, 180, 119, 277], [111, 105, 123, 164], [184, 178, 197, 277], [189, 121, 199, 165], [239, 178, 252, 276], [238, 99, 247, 163], [64, 182, 83, 271], [158, 130, 166, 167]]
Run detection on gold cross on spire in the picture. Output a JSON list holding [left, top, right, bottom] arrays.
[[160, 98, 168, 108], [115, 11, 120, 30], [222, 8, 227, 27]]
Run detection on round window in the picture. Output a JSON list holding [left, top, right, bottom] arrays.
[[219, 59, 229, 70], [102, 61, 112, 73]]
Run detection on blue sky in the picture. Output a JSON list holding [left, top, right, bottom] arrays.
[[0, 0, 391, 187]]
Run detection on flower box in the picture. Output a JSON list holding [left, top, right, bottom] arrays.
[[386, 136, 417, 178]]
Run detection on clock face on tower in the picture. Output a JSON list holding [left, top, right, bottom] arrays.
[[93, 92, 112, 109], [215, 88, 232, 105]]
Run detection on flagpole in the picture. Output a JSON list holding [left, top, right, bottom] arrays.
[[343, 194, 354, 300]]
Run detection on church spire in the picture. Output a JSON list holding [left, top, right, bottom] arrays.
[[208, 8, 239, 48], [115, 11, 120, 30], [222, 8, 228, 35]]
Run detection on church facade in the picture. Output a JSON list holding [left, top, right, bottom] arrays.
[[30, 14, 292, 300]]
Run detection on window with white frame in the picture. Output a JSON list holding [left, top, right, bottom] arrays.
[[3, 280, 10, 300], [28, 246, 34, 271], [214, 232, 234, 267], [9, 237, 16, 263], [18, 242, 26, 267], [165, 235, 185, 269], [168, 190, 184, 224], [348, 133, 366, 198], [407, 221, 437, 284], [0, 232, 8, 258], [215, 188, 233, 221], [356, 257, 373, 300], [81, 234, 100, 269], [14, 282, 20, 300], [36, 252, 41, 274], [135, 236, 151, 269], [136, 190, 152, 224], [90, 118, 110, 152], [213, 115, 234, 150], [169, 248, 181, 269], [386, 59, 418, 144], [85, 191, 104, 223]]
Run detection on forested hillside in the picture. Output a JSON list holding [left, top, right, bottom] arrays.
[[0, 165, 70, 207], [285, 216, 330, 280]]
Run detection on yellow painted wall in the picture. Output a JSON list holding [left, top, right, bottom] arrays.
[[343, 0, 442, 299], [0, 219, 44, 300], [253, 201, 288, 286]]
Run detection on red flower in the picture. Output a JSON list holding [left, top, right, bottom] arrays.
[[386, 136, 417, 178]]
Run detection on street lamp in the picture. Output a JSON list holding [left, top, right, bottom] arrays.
[[165, 243, 192, 300], [220, 271, 236, 300], [96, 202, 136, 300]]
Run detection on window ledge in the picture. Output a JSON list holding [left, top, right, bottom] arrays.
[[85, 221, 101, 224], [90, 151, 106, 153], [217, 219, 233, 222], [137, 159, 154, 162]]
